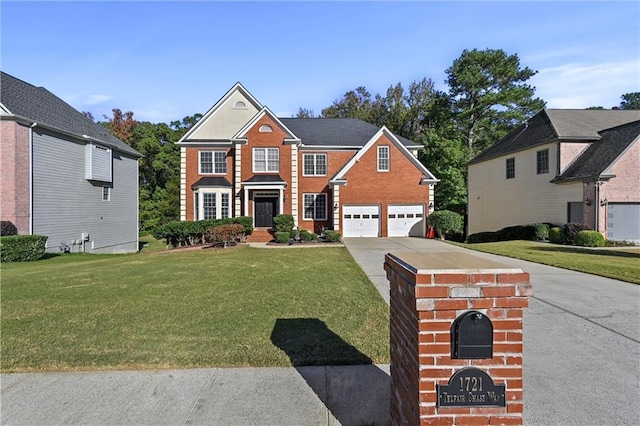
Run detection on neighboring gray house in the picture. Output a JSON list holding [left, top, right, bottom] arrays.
[[1, 71, 142, 253]]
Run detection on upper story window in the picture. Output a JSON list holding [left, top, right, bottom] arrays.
[[200, 151, 227, 174], [303, 153, 327, 176], [253, 147, 279, 173], [506, 157, 515, 179], [259, 124, 273, 133], [102, 186, 110, 201], [537, 149, 549, 174], [378, 146, 390, 172], [233, 101, 247, 109]]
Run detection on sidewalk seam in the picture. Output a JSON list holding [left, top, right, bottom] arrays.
[[182, 368, 218, 425]]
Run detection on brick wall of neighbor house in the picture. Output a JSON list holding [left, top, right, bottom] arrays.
[[558, 142, 590, 174], [385, 252, 531, 425], [298, 149, 355, 233], [582, 183, 597, 230], [339, 134, 430, 237], [184, 146, 233, 221], [240, 116, 293, 216], [0, 121, 30, 234]]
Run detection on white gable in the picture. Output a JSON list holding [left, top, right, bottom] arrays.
[[178, 83, 262, 143]]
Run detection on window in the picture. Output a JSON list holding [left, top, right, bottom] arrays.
[[537, 149, 549, 174], [233, 101, 247, 109], [200, 151, 227, 174], [303, 193, 327, 220], [506, 157, 515, 179], [303, 153, 327, 176], [378, 146, 390, 171], [568, 202, 584, 223], [102, 186, 110, 201], [253, 148, 279, 172], [259, 124, 273, 133], [195, 190, 232, 220], [202, 193, 217, 219]]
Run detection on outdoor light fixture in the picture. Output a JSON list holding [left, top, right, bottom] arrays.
[[333, 203, 338, 211], [585, 198, 592, 206]]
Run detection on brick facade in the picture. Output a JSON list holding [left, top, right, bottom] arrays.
[[385, 252, 532, 426], [0, 120, 31, 233]]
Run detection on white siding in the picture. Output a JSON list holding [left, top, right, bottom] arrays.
[[468, 143, 583, 235], [188, 91, 259, 140], [32, 129, 138, 253]]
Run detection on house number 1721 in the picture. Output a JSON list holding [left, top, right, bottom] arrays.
[[460, 376, 483, 392]]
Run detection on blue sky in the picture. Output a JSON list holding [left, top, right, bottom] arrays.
[[2, 1, 639, 123]]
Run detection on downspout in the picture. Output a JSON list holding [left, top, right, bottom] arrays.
[[594, 181, 602, 232], [29, 122, 37, 235]]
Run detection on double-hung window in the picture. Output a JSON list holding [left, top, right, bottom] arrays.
[[195, 191, 232, 220], [102, 186, 110, 201], [506, 157, 515, 179], [303, 153, 327, 176], [200, 151, 227, 174], [536, 149, 549, 174], [303, 193, 327, 221], [253, 148, 279, 172], [378, 146, 390, 171]]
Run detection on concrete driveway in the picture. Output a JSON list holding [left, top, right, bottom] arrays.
[[343, 237, 640, 426]]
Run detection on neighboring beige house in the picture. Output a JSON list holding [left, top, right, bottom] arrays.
[[468, 109, 640, 243]]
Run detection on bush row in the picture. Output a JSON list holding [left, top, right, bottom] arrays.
[[0, 235, 48, 262], [204, 223, 245, 247], [153, 217, 253, 248], [467, 223, 551, 243]]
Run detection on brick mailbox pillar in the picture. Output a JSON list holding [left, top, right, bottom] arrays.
[[385, 251, 532, 426]]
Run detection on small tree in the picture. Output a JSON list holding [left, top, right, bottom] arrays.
[[273, 214, 295, 233], [427, 210, 463, 240]]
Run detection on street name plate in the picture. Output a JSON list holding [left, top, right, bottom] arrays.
[[437, 367, 506, 407]]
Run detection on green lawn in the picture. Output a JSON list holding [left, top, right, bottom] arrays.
[[454, 240, 640, 284], [1, 244, 389, 372]]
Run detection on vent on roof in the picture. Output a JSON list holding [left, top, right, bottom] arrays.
[[85, 143, 112, 182], [259, 124, 273, 133], [233, 101, 247, 109]]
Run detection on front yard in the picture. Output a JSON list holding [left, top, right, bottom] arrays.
[[1, 243, 390, 372], [455, 240, 640, 284]]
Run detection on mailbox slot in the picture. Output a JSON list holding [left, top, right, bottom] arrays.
[[451, 310, 493, 359]]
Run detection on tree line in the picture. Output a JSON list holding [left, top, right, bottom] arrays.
[[98, 48, 639, 230]]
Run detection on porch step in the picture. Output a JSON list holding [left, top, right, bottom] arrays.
[[246, 228, 274, 243]]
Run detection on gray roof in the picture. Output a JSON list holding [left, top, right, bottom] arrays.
[[554, 120, 640, 183], [279, 118, 419, 148], [244, 175, 286, 184], [191, 177, 232, 189], [469, 109, 640, 165], [1, 72, 141, 157]]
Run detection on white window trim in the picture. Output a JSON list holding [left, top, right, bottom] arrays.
[[377, 146, 390, 172], [199, 150, 227, 175], [194, 188, 233, 220], [253, 147, 279, 173], [302, 153, 327, 176], [303, 193, 327, 221]]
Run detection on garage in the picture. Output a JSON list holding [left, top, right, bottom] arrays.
[[388, 204, 425, 237], [342, 205, 380, 237], [607, 203, 640, 244]]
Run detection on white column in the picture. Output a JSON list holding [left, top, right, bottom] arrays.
[[332, 185, 340, 231], [180, 147, 186, 221], [291, 144, 299, 226], [244, 187, 250, 217], [234, 145, 242, 217]]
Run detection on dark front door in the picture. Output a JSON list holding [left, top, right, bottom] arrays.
[[255, 198, 277, 227]]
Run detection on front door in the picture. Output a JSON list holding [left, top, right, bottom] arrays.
[[255, 198, 278, 227]]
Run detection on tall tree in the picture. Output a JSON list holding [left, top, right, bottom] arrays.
[[296, 107, 315, 118], [321, 86, 376, 122], [446, 48, 545, 153], [619, 92, 640, 110], [103, 108, 138, 144]]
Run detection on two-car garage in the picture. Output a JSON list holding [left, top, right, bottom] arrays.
[[341, 204, 426, 238]]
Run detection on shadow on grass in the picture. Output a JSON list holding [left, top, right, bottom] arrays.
[[271, 318, 390, 425], [527, 245, 640, 259]]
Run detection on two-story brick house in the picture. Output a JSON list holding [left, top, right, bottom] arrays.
[[468, 109, 640, 243], [177, 83, 439, 240]]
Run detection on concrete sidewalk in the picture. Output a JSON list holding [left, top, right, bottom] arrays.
[[1, 365, 390, 426]]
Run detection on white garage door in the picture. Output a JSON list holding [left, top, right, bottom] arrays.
[[388, 205, 425, 237], [342, 205, 380, 237], [607, 203, 640, 244]]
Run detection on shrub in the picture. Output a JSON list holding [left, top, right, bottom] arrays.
[[0, 235, 48, 262], [605, 239, 637, 247], [274, 231, 290, 244], [548, 227, 565, 244], [574, 230, 605, 247], [299, 230, 318, 242], [152, 217, 253, 248], [467, 231, 500, 243], [427, 210, 463, 240], [204, 224, 245, 247], [1, 221, 18, 236], [324, 230, 341, 242], [531, 223, 550, 241], [289, 228, 299, 239], [273, 214, 295, 233], [564, 223, 590, 244]]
